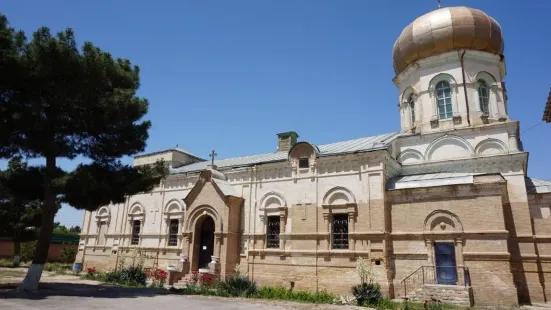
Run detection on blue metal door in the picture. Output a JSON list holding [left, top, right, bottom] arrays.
[[434, 242, 457, 285]]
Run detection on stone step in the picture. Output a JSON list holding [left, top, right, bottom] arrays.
[[522, 303, 551, 310], [404, 284, 471, 306]]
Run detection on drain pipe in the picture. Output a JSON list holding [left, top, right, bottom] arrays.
[[459, 50, 471, 127]]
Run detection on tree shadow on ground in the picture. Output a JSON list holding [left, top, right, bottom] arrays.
[[0, 282, 168, 300]]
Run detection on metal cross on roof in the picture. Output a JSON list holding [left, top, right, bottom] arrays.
[[437, 0, 442, 8], [209, 150, 217, 166]]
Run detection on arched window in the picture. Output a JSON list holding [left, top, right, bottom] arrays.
[[478, 80, 490, 115], [408, 95, 415, 124], [436, 81, 453, 120]]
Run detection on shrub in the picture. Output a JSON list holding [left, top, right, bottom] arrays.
[[85, 267, 96, 279], [83, 266, 147, 287], [424, 297, 444, 310], [351, 282, 382, 306], [352, 257, 383, 306], [59, 244, 78, 264], [149, 269, 168, 288], [20, 241, 37, 262], [119, 266, 147, 286], [216, 274, 258, 297]]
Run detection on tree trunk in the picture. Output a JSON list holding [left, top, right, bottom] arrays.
[[18, 156, 57, 292], [13, 201, 21, 266], [12, 227, 21, 266]]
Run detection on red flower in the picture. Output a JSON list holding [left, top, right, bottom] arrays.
[[192, 270, 198, 274]]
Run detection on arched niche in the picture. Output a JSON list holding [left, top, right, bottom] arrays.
[[128, 202, 145, 222], [400, 87, 420, 130], [429, 73, 457, 91], [397, 149, 424, 164], [164, 198, 185, 220], [423, 210, 464, 235], [473, 71, 498, 85], [95, 206, 111, 224], [401, 86, 419, 105], [322, 186, 356, 206], [474, 138, 508, 156], [288, 142, 319, 170], [258, 191, 287, 225], [184, 204, 223, 234], [424, 134, 474, 162]]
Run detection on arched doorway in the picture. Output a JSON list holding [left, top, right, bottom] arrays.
[[194, 216, 215, 270]]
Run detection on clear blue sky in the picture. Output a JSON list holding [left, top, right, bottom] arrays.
[[2, 0, 550, 227]]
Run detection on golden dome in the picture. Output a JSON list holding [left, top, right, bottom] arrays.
[[392, 6, 504, 75]]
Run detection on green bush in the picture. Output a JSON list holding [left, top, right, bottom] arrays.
[[119, 266, 147, 286], [83, 266, 147, 287], [255, 286, 335, 304], [20, 241, 37, 262], [351, 282, 382, 306], [59, 244, 77, 264], [216, 274, 258, 297]]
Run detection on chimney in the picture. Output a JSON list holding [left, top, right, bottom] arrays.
[[277, 131, 299, 152]]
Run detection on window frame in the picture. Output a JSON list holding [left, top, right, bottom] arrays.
[[298, 158, 309, 169], [331, 214, 349, 250], [435, 80, 453, 120], [131, 220, 141, 245], [96, 222, 107, 245], [266, 216, 281, 249], [168, 219, 179, 246], [477, 80, 490, 115], [408, 94, 416, 124]]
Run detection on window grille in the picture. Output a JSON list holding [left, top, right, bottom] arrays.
[[332, 214, 349, 250], [266, 216, 280, 248]]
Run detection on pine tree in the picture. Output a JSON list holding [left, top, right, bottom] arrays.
[[0, 14, 167, 290], [0, 157, 52, 265]]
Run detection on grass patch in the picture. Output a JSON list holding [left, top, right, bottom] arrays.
[[0, 258, 32, 268], [255, 286, 336, 304], [0, 269, 26, 278], [44, 262, 72, 274]]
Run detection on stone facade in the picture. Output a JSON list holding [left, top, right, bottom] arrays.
[[74, 5, 551, 308]]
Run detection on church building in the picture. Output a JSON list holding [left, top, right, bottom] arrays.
[[75, 5, 551, 306]]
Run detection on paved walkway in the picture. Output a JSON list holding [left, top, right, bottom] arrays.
[[0, 268, 365, 310], [0, 294, 368, 310]]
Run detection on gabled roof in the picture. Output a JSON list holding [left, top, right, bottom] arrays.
[[135, 147, 206, 161], [526, 177, 551, 194], [170, 132, 402, 174]]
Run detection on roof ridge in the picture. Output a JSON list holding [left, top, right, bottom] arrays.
[[170, 131, 400, 174]]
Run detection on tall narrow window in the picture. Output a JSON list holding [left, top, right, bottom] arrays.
[[436, 81, 453, 120], [332, 214, 349, 250], [409, 95, 415, 124], [131, 220, 141, 245], [97, 223, 107, 245], [168, 219, 179, 246], [478, 80, 490, 115], [266, 216, 280, 248]]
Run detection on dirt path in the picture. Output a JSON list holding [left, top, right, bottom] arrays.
[[0, 267, 102, 285]]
